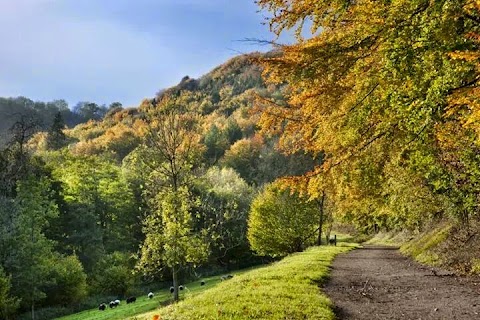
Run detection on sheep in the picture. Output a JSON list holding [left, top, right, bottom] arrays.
[[221, 275, 233, 281], [126, 296, 137, 304], [169, 286, 174, 293], [98, 303, 107, 311], [179, 285, 184, 291], [200, 280, 205, 286], [109, 300, 120, 308], [148, 292, 154, 299]]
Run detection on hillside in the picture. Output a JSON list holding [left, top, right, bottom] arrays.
[[3, 2, 480, 314], [0, 52, 324, 320], [59, 52, 316, 184]]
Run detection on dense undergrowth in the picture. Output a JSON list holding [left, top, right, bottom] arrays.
[[133, 244, 355, 320]]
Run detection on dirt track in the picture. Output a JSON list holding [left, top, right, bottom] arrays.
[[323, 245, 480, 320]]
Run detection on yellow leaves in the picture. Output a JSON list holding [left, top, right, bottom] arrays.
[[464, 0, 480, 13], [445, 3, 480, 136], [449, 50, 480, 62], [257, 1, 389, 166], [132, 118, 149, 137]]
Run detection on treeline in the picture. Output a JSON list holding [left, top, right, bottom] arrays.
[[0, 97, 121, 147], [0, 53, 322, 319]]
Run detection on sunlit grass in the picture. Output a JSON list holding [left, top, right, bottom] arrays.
[[56, 240, 356, 320], [400, 224, 452, 266], [135, 243, 356, 320], [54, 269, 256, 320]]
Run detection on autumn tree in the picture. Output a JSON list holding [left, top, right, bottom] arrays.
[[221, 135, 264, 185], [256, 0, 480, 230]]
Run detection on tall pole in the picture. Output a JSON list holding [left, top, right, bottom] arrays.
[[317, 190, 325, 246]]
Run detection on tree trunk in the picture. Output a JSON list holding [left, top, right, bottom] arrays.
[[31, 216, 36, 320], [317, 191, 325, 246], [325, 215, 333, 244], [172, 265, 179, 302]]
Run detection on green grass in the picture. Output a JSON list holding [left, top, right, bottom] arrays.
[[471, 258, 480, 275], [55, 240, 356, 320], [365, 226, 452, 266], [54, 292, 170, 320], [365, 231, 410, 246], [134, 244, 356, 320], [400, 224, 452, 266], [54, 269, 256, 320]]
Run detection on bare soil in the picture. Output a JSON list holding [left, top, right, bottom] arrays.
[[323, 245, 480, 320]]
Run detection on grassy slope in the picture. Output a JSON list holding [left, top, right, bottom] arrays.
[[400, 224, 452, 266], [54, 270, 256, 320], [134, 244, 356, 320], [367, 224, 453, 267]]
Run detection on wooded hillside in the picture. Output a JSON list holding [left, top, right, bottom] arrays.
[[0, 52, 321, 319], [1, 1, 480, 318]]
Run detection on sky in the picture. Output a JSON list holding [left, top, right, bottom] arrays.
[[0, 0, 294, 108]]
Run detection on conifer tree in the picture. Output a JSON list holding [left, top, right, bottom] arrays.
[[47, 112, 66, 150]]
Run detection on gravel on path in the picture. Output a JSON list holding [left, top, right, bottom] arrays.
[[323, 245, 480, 320]]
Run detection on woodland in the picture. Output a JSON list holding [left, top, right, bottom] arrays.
[[1, 0, 480, 319]]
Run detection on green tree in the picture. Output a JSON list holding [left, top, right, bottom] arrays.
[[0, 176, 59, 319], [90, 252, 135, 297], [194, 167, 254, 266], [248, 182, 320, 257], [0, 267, 20, 320], [203, 124, 228, 164], [43, 255, 87, 306], [73, 102, 107, 121], [46, 112, 66, 150], [140, 188, 207, 294], [44, 151, 138, 271], [224, 119, 243, 144], [138, 96, 208, 301]]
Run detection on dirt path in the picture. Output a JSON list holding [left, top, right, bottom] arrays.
[[323, 245, 480, 320]]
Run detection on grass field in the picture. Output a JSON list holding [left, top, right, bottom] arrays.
[[133, 243, 356, 320], [55, 241, 355, 320], [54, 269, 256, 320]]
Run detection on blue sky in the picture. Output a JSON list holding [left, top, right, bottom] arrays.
[[0, 0, 293, 108]]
